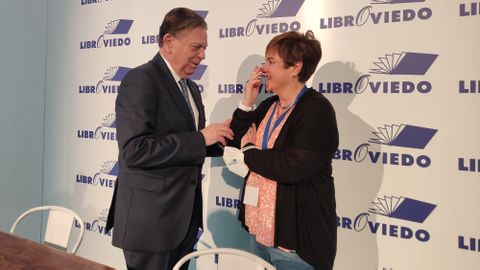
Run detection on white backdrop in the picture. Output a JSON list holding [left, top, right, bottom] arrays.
[[42, 0, 479, 269]]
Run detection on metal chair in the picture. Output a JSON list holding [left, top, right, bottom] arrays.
[[173, 247, 276, 270], [10, 205, 85, 254]]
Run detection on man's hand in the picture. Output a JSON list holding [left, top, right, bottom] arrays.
[[200, 119, 234, 146]]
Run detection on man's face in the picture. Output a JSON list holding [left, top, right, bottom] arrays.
[[169, 27, 207, 78]]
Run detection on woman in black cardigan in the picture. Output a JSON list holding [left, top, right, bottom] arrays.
[[228, 30, 339, 270]]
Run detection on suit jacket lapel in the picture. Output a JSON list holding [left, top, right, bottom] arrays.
[[152, 54, 196, 131]]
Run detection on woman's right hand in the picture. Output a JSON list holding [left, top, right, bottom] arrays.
[[242, 66, 264, 107]]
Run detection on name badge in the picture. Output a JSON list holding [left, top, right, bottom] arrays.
[[243, 185, 259, 207]]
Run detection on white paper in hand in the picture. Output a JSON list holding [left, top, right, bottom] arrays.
[[223, 146, 249, 178]]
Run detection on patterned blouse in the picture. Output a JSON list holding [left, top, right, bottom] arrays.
[[245, 101, 295, 247]]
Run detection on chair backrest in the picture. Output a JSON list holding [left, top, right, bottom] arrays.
[[173, 248, 276, 270], [9, 205, 85, 254]]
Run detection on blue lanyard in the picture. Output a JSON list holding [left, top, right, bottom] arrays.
[[261, 86, 308, 150]]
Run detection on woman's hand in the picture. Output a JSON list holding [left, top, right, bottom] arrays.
[[241, 123, 257, 148], [242, 66, 264, 107]]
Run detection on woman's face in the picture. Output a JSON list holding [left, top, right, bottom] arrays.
[[262, 49, 298, 92]]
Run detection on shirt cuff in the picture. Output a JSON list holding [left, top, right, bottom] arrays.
[[242, 143, 259, 152], [238, 101, 256, 112]]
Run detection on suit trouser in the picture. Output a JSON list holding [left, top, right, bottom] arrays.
[[123, 189, 202, 270]]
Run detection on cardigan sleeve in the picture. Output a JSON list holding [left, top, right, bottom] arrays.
[[243, 94, 339, 184], [227, 97, 277, 148]]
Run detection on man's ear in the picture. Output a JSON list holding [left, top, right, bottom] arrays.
[[162, 33, 175, 53]]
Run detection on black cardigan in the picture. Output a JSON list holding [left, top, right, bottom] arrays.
[[229, 88, 339, 270]]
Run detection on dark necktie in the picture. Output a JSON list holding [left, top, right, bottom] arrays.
[[179, 79, 195, 123]]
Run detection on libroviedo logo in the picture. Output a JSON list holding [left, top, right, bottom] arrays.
[[76, 161, 118, 189], [218, 80, 270, 95], [458, 235, 480, 252], [81, 0, 111, 5], [319, 51, 438, 95], [218, 72, 269, 95], [79, 66, 131, 94], [458, 157, 480, 173], [337, 195, 437, 242], [215, 195, 241, 210], [459, 80, 479, 94], [77, 114, 117, 141], [74, 209, 112, 236], [141, 10, 208, 45], [319, 0, 432, 30], [460, 2, 479, 17], [333, 123, 437, 168], [190, 64, 208, 93], [80, 19, 133, 49], [219, 0, 303, 39]]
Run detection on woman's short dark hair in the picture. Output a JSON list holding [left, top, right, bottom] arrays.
[[266, 30, 322, 83], [158, 7, 207, 47]]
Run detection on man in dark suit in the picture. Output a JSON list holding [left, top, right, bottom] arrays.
[[105, 7, 233, 270]]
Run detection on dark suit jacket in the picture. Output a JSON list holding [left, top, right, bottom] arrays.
[[106, 53, 221, 252], [228, 88, 339, 270]]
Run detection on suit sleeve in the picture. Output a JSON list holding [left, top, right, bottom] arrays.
[[116, 69, 207, 169], [243, 96, 339, 184]]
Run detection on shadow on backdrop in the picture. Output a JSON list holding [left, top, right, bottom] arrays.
[[312, 61, 384, 270]]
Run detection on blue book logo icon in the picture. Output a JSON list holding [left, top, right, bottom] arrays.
[[102, 66, 131, 82], [257, 0, 304, 18], [369, 124, 437, 149], [189, 64, 208, 81], [100, 161, 119, 176], [94, 114, 116, 139], [104, 19, 134, 35], [99, 209, 110, 223], [101, 114, 116, 128], [368, 196, 436, 223], [370, 52, 438, 75], [195, 10, 209, 19]]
